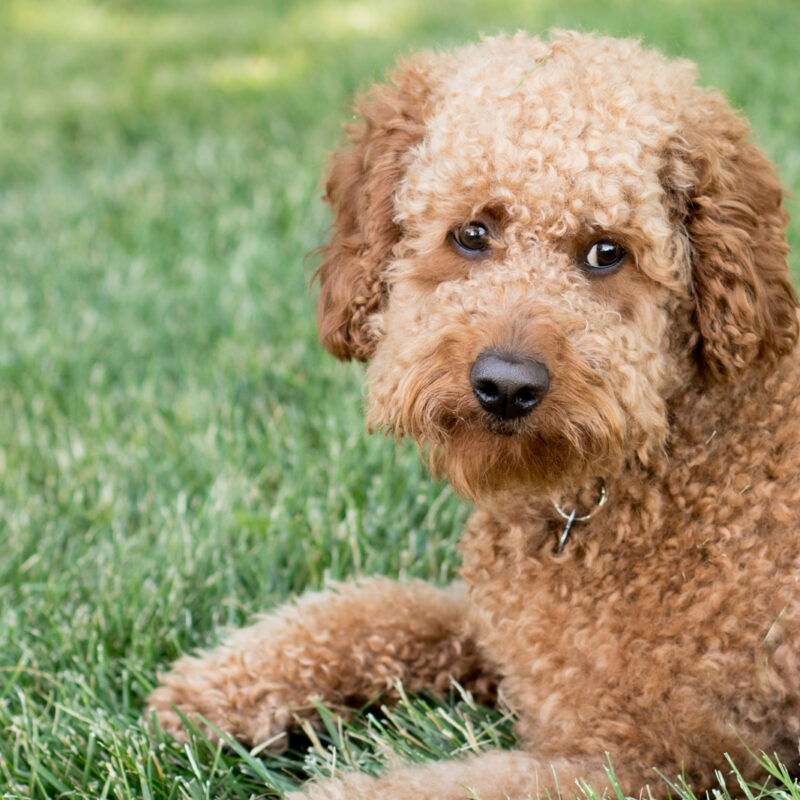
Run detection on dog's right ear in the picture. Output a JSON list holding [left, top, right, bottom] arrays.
[[664, 87, 798, 382], [316, 55, 438, 361]]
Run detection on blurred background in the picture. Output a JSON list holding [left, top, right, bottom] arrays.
[[2, 1, 799, 797]]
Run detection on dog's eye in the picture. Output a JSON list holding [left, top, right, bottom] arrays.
[[451, 222, 491, 255], [584, 241, 627, 272]]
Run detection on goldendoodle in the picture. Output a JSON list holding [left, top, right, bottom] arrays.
[[149, 31, 800, 799]]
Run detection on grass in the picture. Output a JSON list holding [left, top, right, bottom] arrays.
[[1, 0, 800, 797]]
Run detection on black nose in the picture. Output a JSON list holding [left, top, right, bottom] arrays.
[[469, 350, 550, 420]]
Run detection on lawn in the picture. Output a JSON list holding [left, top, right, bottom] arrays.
[[2, 0, 800, 798]]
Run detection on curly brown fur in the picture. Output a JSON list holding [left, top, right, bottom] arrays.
[[151, 31, 800, 799], [149, 579, 494, 747], [316, 51, 453, 361]]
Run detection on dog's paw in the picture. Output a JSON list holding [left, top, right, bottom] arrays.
[[147, 658, 303, 750]]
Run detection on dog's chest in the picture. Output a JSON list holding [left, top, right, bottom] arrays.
[[460, 486, 800, 732]]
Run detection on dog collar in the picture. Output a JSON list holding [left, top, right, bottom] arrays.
[[553, 481, 608, 553]]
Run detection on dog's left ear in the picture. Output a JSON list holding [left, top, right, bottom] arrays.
[[316, 53, 442, 362], [667, 89, 798, 382]]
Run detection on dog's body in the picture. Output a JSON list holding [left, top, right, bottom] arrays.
[[150, 32, 800, 798]]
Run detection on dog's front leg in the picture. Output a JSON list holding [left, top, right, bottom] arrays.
[[289, 750, 624, 800], [148, 578, 493, 748]]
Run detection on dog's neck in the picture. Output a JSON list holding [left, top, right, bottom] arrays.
[[666, 354, 800, 455]]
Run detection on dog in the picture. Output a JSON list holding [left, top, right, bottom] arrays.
[[149, 30, 800, 799]]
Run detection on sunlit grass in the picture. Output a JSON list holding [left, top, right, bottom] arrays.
[[7, 0, 139, 41], [1, 0, 800, 798]]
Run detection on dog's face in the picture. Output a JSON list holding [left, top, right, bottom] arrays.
[[317, 33, 797, 501]]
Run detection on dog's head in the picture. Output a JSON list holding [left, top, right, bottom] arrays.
[[316, 32, 797, 501]]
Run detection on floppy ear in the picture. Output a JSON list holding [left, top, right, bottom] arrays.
[[316, 54, 438, 362], [669, 89, 798, 382]]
